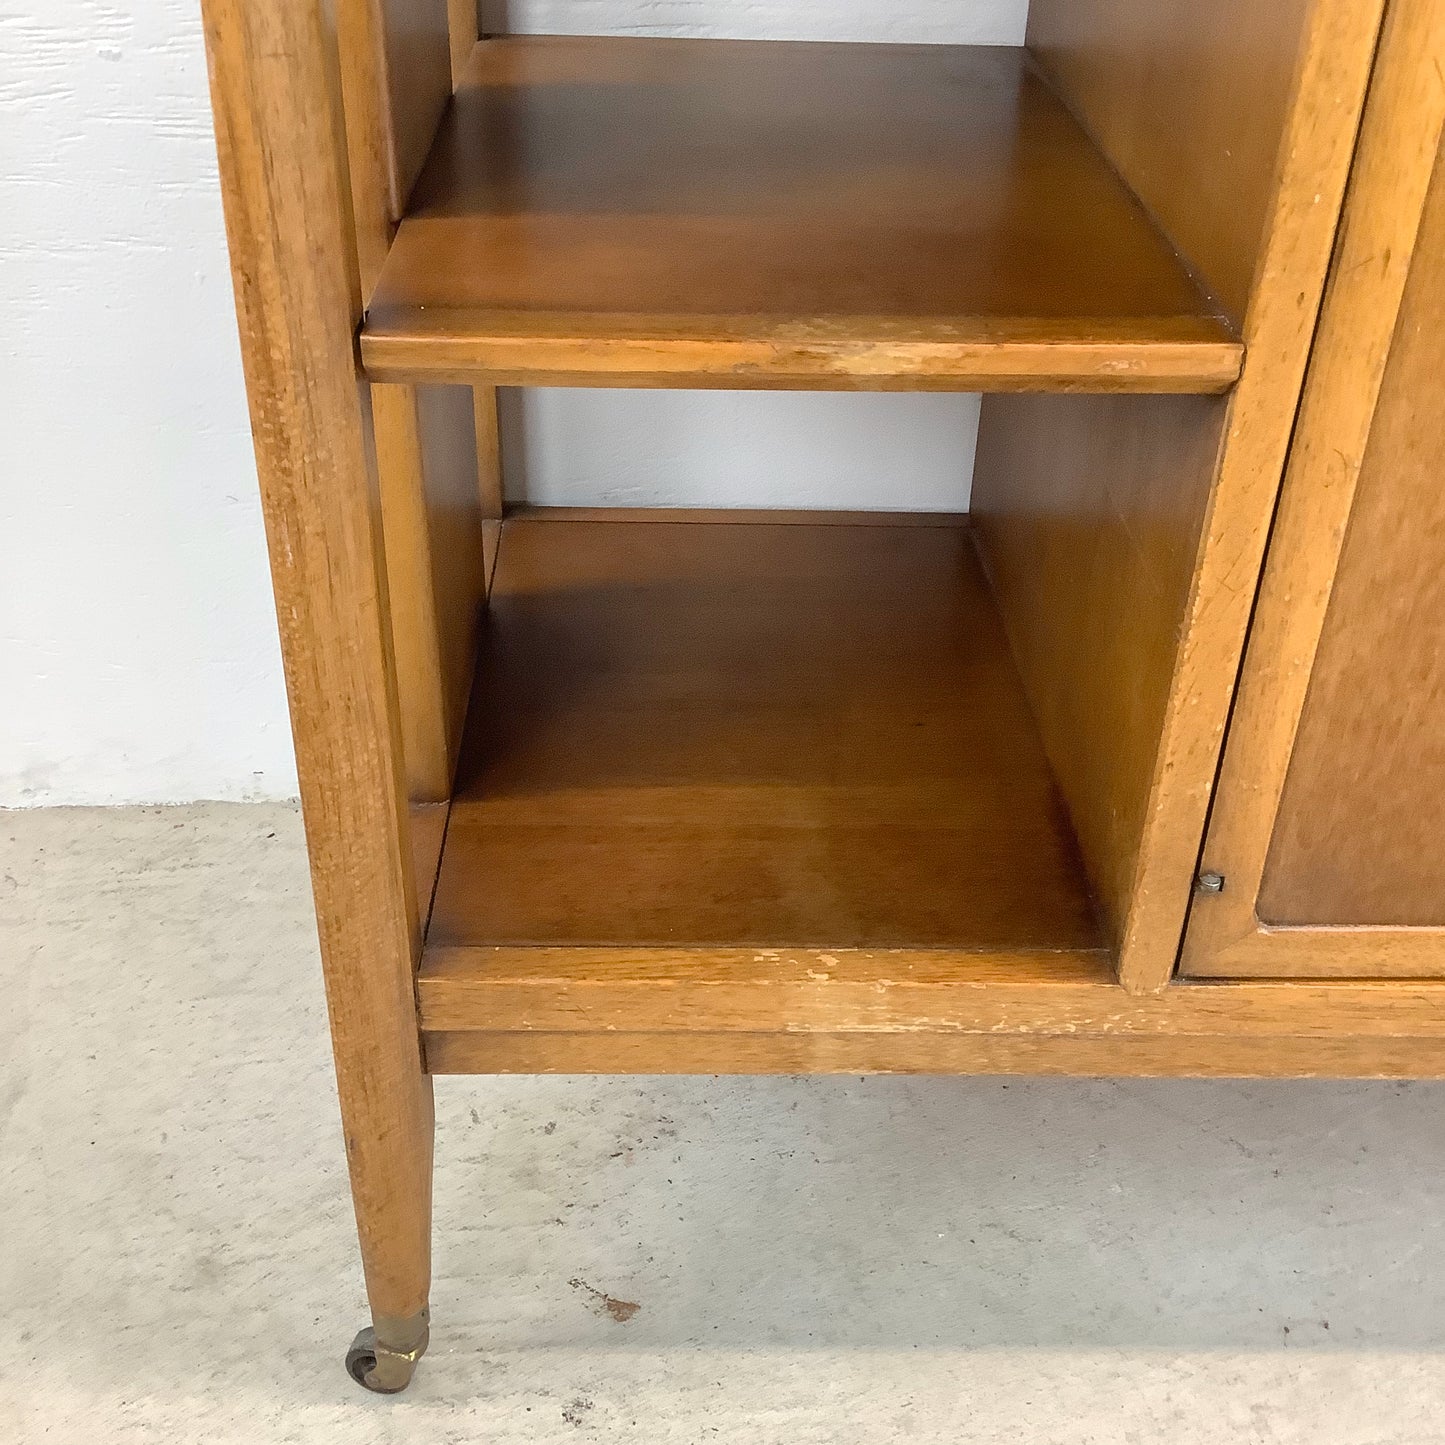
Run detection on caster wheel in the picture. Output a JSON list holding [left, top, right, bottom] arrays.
[[345, 1313, 429, 1394]]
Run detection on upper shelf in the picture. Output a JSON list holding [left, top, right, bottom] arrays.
[[361, 36, 1242, 394]]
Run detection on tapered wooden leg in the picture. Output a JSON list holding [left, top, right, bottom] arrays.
[[330, 952, 434, 1395], [201, 0, 435, 1392]]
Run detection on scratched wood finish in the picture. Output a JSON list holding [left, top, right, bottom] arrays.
[[978, 0, 1386, 992], [374, 382, 490, 801], [428, 517, 1103, 954], [1182, 0, 1445, 976], [200, 0, 432, 1325], [418, 947, 1445, 1039], [420, 946, 1445, 1076], [362, 37, 1240, 392], [425, 1029, 1445, 1078]]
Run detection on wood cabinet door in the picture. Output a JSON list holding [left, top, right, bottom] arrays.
[[1180, 0, 1445, 977]]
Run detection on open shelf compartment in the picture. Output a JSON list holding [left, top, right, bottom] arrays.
[[362, 36, 1242, 394], [416, 512, 1115, 1062]]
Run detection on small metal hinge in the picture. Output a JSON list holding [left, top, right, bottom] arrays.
[[1195, 870, 1226, 895]]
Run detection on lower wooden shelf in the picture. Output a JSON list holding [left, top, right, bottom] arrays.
[[425, 512, 1102, 951], [413, 512, 1445, 1078]]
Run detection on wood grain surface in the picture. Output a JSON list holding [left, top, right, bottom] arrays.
[[428, 517, 1103, 954], [374, 382, 490, 801], [1260, 164, 1445, 924], [1182, 0, 1445, 976], [201, 0, 433, 1326], [1011, 0, 1387, 990], [972, 393, 1226, 959], [362, 37, 1240, 392]]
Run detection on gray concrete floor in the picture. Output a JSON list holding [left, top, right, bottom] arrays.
[[2, 804, 1444, 1442]]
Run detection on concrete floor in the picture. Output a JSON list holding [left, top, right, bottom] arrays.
[[3, 805, 1445, 1442]]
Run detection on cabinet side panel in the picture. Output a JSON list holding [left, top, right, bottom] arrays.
[[376, 383, 490, 802], [416, 383, 490, 777], [1259, 144, 1445, 927], [972, 395, 1226, 950], [371, 0, 454, 216], [338, 0, 453, 294], [1026, 0, 1313, 322]]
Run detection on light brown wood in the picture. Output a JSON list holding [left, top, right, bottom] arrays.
[[425, 1029, 1445, 1078], [978, 0, 1387, 992], [409, 801, 449, 931], [502, 506, 972, 528], [1250, 146, 1445, 927], [362, 37, 1241, 393], [365, 0, 453, 218], [337, 2, 488, 798], [336, 0, 454, 297], [473, 385, 503, 519], [420, 945, 1445, 1077], [1026, 0, 1319, 323], [446, 0, 477, 88], [428, 517, 1104, 955], [1183, 0, 1445, 977], [335, 0, 394, 298], [418, 947, 1445, 1039], [971, 394, 1226, 953], [365, 323, 1241, 394], [375, 382, 490, 801], [200, 0, 432, 1325]]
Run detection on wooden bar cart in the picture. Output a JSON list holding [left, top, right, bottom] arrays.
[[200, 0, 1445, 1392]]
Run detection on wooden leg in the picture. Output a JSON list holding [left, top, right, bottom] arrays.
[[201, 0, 434, 1391]]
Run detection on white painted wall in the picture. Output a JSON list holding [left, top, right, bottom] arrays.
[[0, 0, 1027, 806], [1, 0, 296, 806], [490, 0, 1026, 511]]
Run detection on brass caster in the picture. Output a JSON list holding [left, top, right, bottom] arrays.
[[345, 1308, 429, 1394]]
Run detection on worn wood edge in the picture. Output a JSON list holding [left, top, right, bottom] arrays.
[[361, 331, 1243, 394], [424, 1029, 1445, 1078], [1112, 0, 1389, 994], [417, 945, 1445, 1039], [1180, 0, 1445, 978]]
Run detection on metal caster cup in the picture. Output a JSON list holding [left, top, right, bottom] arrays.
[[346, 1308, 429, 1394]]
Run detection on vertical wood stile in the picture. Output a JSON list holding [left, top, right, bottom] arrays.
[[199, 0, 433, 1327]]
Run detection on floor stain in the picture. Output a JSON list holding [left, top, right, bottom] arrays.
[[569, 1276, 641, 1323], [561, 1396, 594, 1426]]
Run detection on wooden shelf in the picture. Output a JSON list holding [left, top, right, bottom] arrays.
[[362, 37, 1241, 393], [419, 513, 1106, 1048]]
